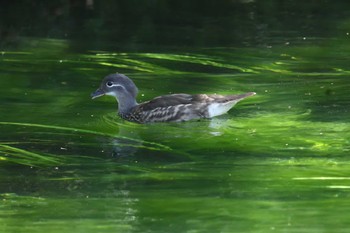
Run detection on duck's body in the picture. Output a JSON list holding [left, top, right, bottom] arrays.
[[91, 73, 255, 123]]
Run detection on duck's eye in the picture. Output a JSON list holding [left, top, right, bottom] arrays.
[[106, 81, 113, 87]]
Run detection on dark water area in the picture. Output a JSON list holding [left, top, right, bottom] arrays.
[[2, 0, 350, 50], [1, 1, 350, 233]]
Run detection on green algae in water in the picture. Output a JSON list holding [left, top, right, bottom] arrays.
[[1, 37, 350, 233]]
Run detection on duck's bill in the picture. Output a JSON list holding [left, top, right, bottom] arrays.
[[91, 89, 105, 99]]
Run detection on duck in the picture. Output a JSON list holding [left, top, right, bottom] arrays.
[[91, 73, 256, 123]]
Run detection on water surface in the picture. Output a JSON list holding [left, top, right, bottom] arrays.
[[1, 8, 350, 233]]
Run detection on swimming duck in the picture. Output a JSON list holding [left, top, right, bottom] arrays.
[[91, 73, 255, 123]]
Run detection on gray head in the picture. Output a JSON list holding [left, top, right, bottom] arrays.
[[91, 73, 138, 99], [91, 73, 139, 113]]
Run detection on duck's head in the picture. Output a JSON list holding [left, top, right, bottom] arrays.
[[91, 73, 139, 100], [91, 73, 139, 112]]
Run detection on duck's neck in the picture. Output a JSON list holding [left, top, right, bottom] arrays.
[[115, 92, 138, 114]]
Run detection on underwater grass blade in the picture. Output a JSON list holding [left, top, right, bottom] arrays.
[[0, 144, 62, 166]]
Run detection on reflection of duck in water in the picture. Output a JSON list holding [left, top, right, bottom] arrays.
[[91, 73, 255, 123]]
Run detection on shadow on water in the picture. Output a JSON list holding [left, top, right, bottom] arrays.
[[0, 121, 188, 166]]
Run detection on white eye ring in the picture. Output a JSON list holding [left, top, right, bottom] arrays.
[[106, 81, 113, 87]]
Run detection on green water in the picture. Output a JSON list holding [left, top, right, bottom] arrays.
[[1, 38, 349, 233], [1, 2, 350, 232]]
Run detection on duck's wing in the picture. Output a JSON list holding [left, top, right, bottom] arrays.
[[131, 94, 205, 123], [138, 94, 194, 111]]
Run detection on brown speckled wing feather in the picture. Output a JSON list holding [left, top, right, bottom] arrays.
[[131, 94, 205, 123], [138, 94, 193, 111]]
